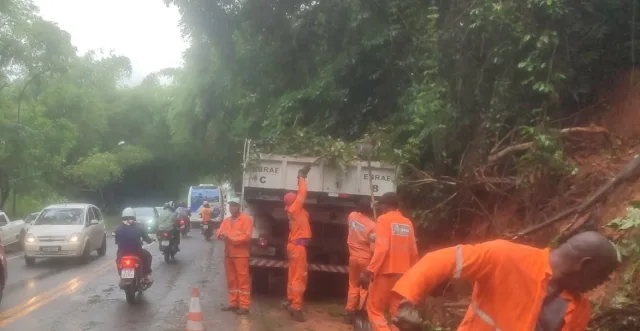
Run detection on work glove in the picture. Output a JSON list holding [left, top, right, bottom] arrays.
[[298, 164, 312, 178], [392, 300, 423, 331], [359, 270, 372, 288]]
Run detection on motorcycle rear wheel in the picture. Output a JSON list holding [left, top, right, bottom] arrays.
[[125, 288, 136, 304], [164, 251, 171, 263]]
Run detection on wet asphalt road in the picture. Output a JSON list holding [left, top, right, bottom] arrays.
[[0, 230, 350, 331]]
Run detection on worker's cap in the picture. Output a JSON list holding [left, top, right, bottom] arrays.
[[228, 198, 241, 206], [203, 201, 209, 205]]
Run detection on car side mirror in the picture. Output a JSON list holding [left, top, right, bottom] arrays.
[[90, 219, 100, 225]]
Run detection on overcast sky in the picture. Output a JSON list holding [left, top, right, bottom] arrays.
[[33, 0, 189, 85]]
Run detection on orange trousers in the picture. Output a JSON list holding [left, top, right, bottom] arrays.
[[366, 274, 401, 331], [346, 256, 370, 311], [224, 257, 251, 309], [286, 243, 308, 310]]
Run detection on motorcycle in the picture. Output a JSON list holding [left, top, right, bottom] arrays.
[[117, 255, 152, 304], [201, 220, 213, 241], [157, 229, 179, 262], [179, 218, 190, 237]]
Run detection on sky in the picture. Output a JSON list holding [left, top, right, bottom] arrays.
[[33, 0, 189, 85]]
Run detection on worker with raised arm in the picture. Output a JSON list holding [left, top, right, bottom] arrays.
[[391, 231, 621, 331], [216, 198, 254, 315], [281, 164, 312, 322], [361, 192, 418, 331], [344, 197, 377, 324]]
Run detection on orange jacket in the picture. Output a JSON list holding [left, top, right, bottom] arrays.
[[347, 211, 376, 259], [287, 177, 312, 242], [216, 213, 253, 258], [392, 240, 592, 331], [367, 210, 418, 276], [200, 207, 212, 222]]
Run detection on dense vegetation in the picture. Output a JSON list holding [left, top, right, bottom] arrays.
[[0, 0, 210, 216], [3, 0, 640, 223]]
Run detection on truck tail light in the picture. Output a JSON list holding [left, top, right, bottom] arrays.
[[258, 234, 267, 247]]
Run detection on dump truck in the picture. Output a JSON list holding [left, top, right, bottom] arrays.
[[240, 140, 397, 293]]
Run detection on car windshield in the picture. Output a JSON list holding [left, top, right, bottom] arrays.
[[26, 213, 39, 222], [35, 208, 84, 225], [134, 208, 155, 218]]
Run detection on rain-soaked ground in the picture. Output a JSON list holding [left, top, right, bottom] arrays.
[[0, 230, 353, 331]]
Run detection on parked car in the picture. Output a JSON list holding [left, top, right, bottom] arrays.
[[132, 207, 159, 234], [0, 210, 28, 248], [0, 238, 6, 304], [24, 203, 107, 265]]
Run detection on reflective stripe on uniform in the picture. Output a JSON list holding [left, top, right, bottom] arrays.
[[454, 245, 463, 278], [471, 303, 502, 331]]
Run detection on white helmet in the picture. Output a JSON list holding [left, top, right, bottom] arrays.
[[121, 207, 136, 221]]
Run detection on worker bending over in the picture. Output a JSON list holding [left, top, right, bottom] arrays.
[[361, 192, 418, 331], [392, 231, 620, 331], [217, 198, 253, 315], [282, 164, 312, 322], [344, 197, 377, 324]]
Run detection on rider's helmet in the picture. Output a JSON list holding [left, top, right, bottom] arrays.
[[203, 200, 210, 208], [163, 201, 176, 211], [122, 207, 136, 223]]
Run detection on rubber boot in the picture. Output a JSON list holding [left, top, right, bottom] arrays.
[[290, 308, 306, 322], [344, 311, 355, 324], [235, 308, 249, 315], [220, 305, 238, 312]]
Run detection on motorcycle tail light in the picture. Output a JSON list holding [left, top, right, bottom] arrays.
[[163, 232, 169, 238], [121, 257, 139, 268], [180, 219, 185, 225]]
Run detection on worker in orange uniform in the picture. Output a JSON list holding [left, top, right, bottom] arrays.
[[216, 198, 253, 315], [200, 201, 212, 229], [281, 164, 312, 322], [360, 192, 418, 331], [344, 197, 376, 324], [391, 231, 620, 331]]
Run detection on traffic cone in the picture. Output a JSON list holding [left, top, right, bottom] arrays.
[[186, 287, 205, 331]]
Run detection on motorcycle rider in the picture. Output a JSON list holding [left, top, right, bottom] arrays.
[[200, 201, 213, 228], [114, 207, 154, 283], [158, 201, 181, 248], [176, 202, 190, 232]]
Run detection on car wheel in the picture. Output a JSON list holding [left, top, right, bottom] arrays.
[[97, 235, 107, 256], [19, 230, 26, 250], [80, 243, 91, 264], [25, 256, 36, 266]]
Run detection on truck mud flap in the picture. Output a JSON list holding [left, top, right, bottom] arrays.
[[250, 258, 348, 273]]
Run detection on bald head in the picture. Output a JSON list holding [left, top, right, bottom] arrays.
[[559, 231, 619, 262], [551, 231, 620, 294]]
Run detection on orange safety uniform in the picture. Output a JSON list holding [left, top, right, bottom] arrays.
[[286, 177, 312, 310], [366, 210, 418, 331], [216, 213, 253, 310], [392, 240, 592, 331], [200, 207, 212, 222], [346, 211, 376, 312]]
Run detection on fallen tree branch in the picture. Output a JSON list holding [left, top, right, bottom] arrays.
[[512, 155, 640, 239], [488, 125, 610, 165]]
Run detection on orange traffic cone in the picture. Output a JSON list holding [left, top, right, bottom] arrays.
[[186, 287, 205, 331]]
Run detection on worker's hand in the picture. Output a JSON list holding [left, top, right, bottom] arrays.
[[392, 300, 423, 331], [359, 270, 372, 288], [298, 164, 311, 178]]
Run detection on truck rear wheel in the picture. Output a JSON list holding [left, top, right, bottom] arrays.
[[250, 267, 270, 294]]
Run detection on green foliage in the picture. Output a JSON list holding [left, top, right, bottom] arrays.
[[605, 206, 640, 306]]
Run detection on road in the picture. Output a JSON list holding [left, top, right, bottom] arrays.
[[0, 230, 350, 331]]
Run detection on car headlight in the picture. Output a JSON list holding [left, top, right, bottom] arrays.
[[26, 234, 36, 243], [69, 233, 81, 242]]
